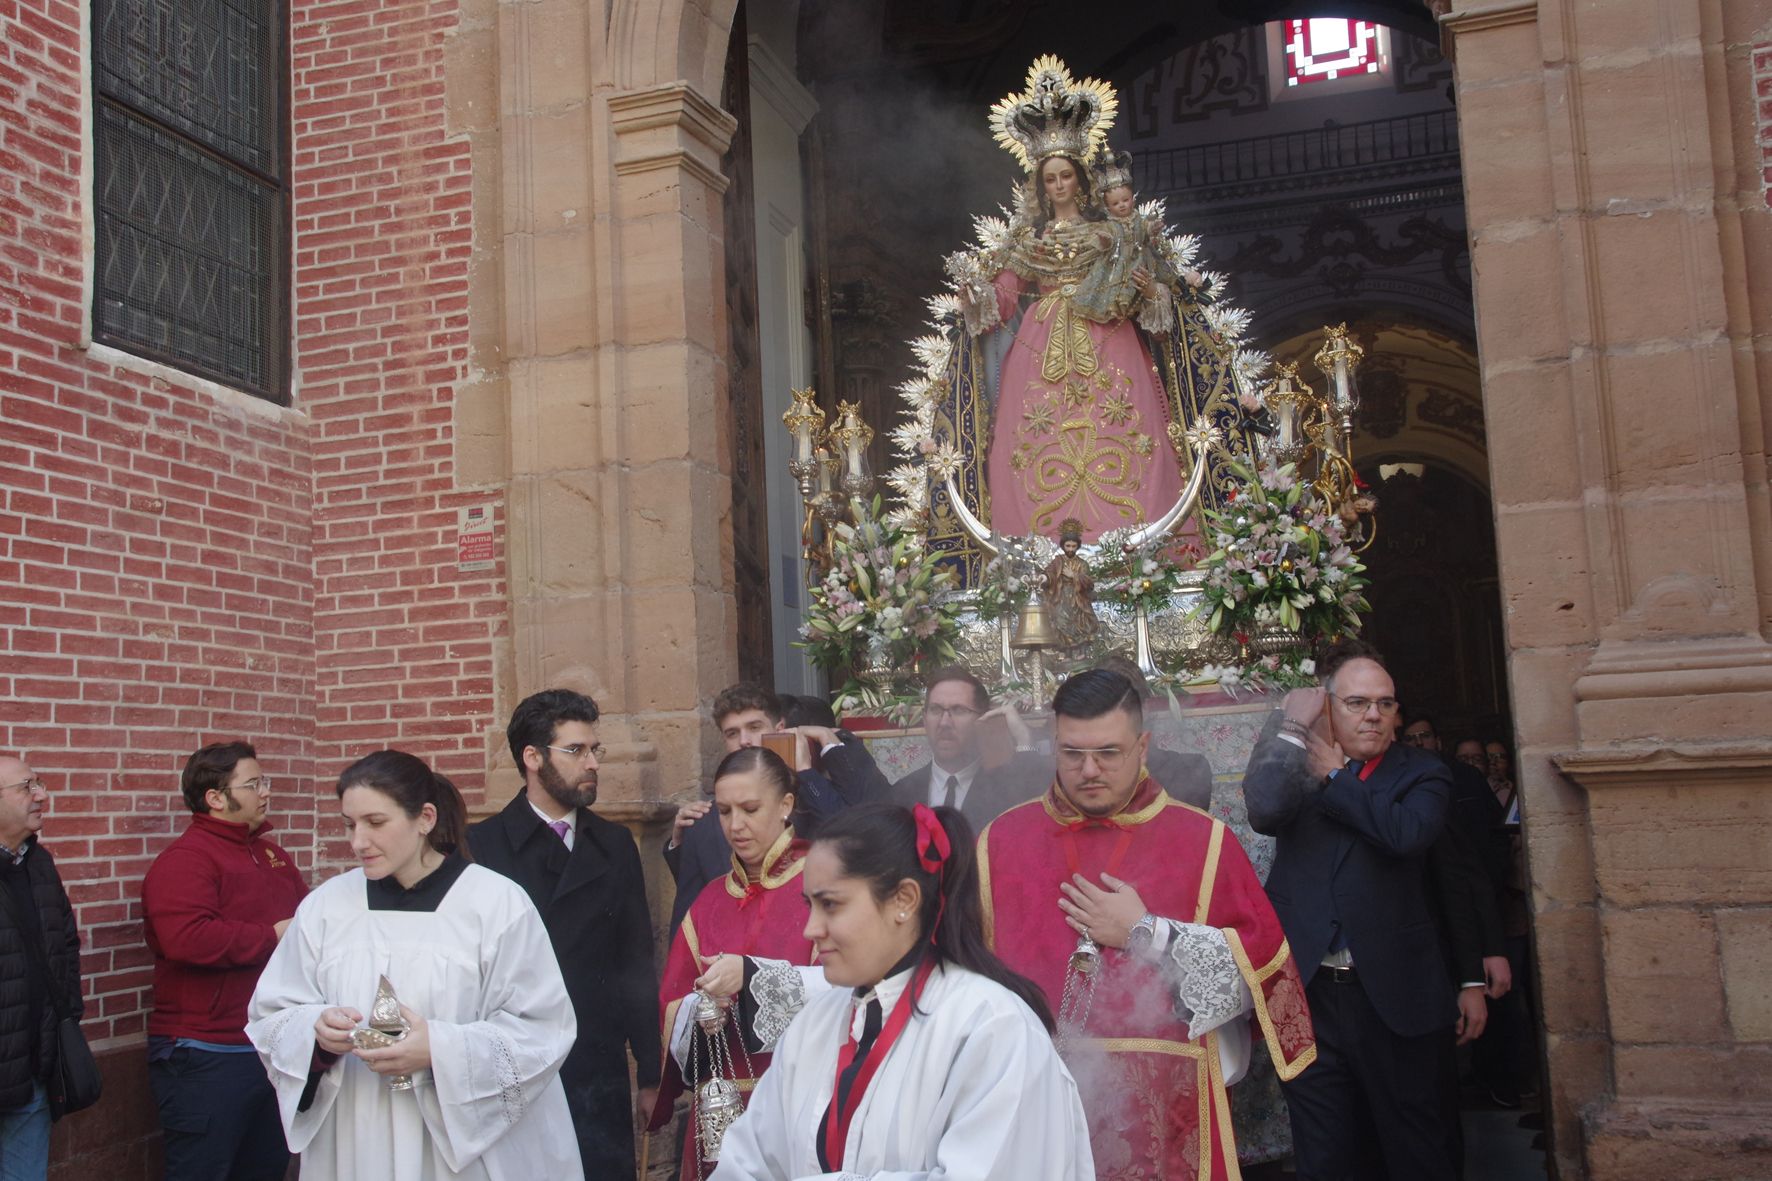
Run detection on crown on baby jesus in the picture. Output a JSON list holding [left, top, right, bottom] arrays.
[[1096, 150, 1136, 195]]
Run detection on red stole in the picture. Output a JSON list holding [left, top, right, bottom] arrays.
[[649, 830, 816, 1178], [979, 778, 1316, 1181]]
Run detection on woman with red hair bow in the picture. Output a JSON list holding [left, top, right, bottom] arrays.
[[710, 803, 1094, 1180]]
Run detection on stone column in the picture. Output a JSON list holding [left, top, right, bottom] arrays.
[[598, 81, 740, 806], [1442, 1, 1772, 1176]]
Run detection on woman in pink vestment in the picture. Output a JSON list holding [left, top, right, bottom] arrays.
[[965, 153, 1184, 542]]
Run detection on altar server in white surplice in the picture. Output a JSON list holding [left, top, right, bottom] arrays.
[[711, 802, 1094, 1181], [247, 750, 583, 1181]]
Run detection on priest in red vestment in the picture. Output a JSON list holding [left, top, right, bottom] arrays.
[[650, 747, 831, 1178], [979, 669, 1316, 1180]]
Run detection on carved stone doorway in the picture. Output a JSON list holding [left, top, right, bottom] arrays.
[[721, 5, 775, 687]]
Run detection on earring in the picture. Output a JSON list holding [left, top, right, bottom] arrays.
[[897, 913, 907, 922]]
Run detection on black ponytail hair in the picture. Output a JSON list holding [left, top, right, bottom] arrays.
[[812, 803, 1055, 1033], [337, 749, 470, 860]]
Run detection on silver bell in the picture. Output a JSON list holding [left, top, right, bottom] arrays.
[[1069, 932, 1102, 977], [694, 990, 726, 1035]]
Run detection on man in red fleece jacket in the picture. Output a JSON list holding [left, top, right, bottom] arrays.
[[143, 742, 308, 1181]]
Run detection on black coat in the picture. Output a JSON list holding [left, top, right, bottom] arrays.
[[1146, 746, 1214, 810], [888, 750, 1050, 834], [1244, 712, 1455, 1038], [0, 839, 83, 1109], [467, 795, 660, 1178]]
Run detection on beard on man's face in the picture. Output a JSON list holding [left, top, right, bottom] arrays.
[[537, 756, 598, 811]]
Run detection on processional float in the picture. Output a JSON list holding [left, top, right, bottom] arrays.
[[782, 57, 1376, 714]]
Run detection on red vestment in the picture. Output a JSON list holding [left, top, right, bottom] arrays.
[[651, 830, 817, 1179], [980, 777, 1316, 1180]]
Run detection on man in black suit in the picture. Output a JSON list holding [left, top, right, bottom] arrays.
[[467, 689, 660, 1179], [1402, 711, 1513, 1000], [888, 667, 1047, 831], [1243, 640, 1456, 1180], [663, 684, 889, 932]]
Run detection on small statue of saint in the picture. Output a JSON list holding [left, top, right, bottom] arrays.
[[1043, 518, 1102, 655]]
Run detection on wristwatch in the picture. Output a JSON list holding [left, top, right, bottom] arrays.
[[1126, 913, 1158, 957]]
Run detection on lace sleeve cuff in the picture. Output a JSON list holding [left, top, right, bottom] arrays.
[[743, 957, 809, 1052], [958, 276, 1003, 337], [1155, 920, 1254, 1041], [1136, 282, 1176, 337]]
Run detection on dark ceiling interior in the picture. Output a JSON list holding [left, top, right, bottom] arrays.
[[802, 1, 1440, 97]]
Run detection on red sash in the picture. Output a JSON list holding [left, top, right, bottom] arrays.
[[820, 957, 935, 1169]]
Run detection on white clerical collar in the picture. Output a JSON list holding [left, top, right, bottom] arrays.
[[849, 961, 920, 1040]]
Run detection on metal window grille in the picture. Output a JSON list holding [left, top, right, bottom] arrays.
[[91, 0, 287, 401]]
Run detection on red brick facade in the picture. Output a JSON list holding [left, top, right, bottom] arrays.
[[1, 0, 494, 1171]]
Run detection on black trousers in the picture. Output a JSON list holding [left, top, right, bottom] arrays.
[[1282, 971, 1456, 1181], [150, 1047, 290, 1181]]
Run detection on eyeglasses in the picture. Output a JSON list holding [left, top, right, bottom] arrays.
[[923, 705, 980, 723], [1330, 693, 1400, 717], [547, 743, 605, 762], [213, 776, 272, 797], [1058, 746, 1130, 771], [1, 778, 46, 796], [1399, 730, 1434, 746]]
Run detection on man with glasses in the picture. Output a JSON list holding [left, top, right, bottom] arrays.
[[977, 670, 1313, 1177], [1244, 640, 1457, 1179], [0, 757, 82, 1180], [468, 688, 660, 1180], [142, 741, 309, 1181], [144, 741, 308, 1170], [888, 667, 1045, 830]]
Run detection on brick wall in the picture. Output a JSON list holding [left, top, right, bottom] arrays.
[[293, 0, 502, 863], [0, 0, 320, 1047], [1, 0, 491, 1170]]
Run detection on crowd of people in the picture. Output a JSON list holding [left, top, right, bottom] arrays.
[[0, 640, 1532, 1180]]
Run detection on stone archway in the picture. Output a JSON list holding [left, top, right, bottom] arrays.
[[509, 3, 1772, 1177], [1438, 3, 1772, 1177]]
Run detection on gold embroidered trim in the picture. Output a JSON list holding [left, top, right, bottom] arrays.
[[1226, 927, 1318, 1082], [1192, 822, 1225, 924], [724, 826, 804, 898], [1041, 776, 1168, 828], [1067, 1036, 1205, 1059]]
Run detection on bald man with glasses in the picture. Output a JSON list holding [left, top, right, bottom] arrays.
[[0, 757, 85, 1178], [1243, 639, 1458, 1181]]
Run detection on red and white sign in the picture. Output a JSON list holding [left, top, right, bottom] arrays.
[[457, 505, 496, 571]]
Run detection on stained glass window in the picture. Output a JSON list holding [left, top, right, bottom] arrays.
[[91, 0, 287, 402], [1283, 19, 1386, 87]]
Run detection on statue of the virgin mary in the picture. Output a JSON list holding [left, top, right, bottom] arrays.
[[956, 59, 1183, 540], [886, 57, 1267, 581]]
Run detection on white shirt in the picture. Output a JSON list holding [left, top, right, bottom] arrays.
[[711, 964, 1094, 1181], [927, 759, 981, 812], [247, 866, 582, 1181], [528, 799, 576, 851]]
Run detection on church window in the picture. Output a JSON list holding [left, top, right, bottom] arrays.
[[91, 0, 288, 402], [1281, 19, 1388, 87]]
